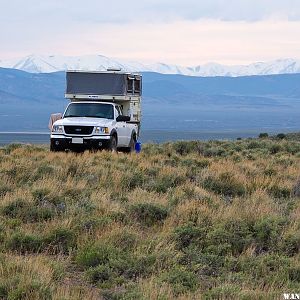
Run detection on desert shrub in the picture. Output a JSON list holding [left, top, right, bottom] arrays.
[[0, 257, 52, 300], [263, 168, 277, 176], [277, 133, 286, 139], [76, 244, 120, 268], [180, 249, 225, 277], [258, 133, 269, 139], [109, 230, 137, 251], [204, 284, 240, 299], [1, 199, 54, 222], [237, 254, 290, 285], [288, 266, 300, 282], [292, 179, 300, 197], [180, 158, 210, 169], [121, 171, 145, 191], [281, 233, 300, 256], [0, 184, 12, 197], [0, 279, 51, 300], [174, 223, 207, 250], [4, 143, 23, 154], [86, 265, 112, 284], [285, 142, 300, 154], [202, 147, 226, 157], [78, 243, 156, 287], [202, 173, 246, 197], [146, 173, 184, 193], [128, 203, 168, 226], [172, 141, 200, 155], [6, 232, 43, 253], [32, 163, 54, 180], [247, 141, 262, 149], [78, 216, 112, 232], [161, 268, 198, 295], [269, 144, 282, 154], [43, 227, 76, 254], [268, 185, 290, 198], [253, 217, 286, 253], [206, 220, 253, 256]]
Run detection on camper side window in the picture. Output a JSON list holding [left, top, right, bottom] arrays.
[[115, 106, 123, 116], [127, 79, 134, 94], [134, 80, 141, 94]]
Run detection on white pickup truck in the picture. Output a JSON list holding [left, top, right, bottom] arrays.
[[50, 70, 141, 152]]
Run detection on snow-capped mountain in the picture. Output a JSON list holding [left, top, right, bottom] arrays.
[[0, 54, 300, 77]]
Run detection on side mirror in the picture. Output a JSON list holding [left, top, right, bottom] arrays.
[[116, 115, 130, 122], [48, 113, 62, 130]]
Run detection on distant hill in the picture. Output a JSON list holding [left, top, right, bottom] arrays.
[[0, 67, 300, 133]]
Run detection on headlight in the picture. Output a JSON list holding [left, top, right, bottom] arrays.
[[52, 125, 63, 133], [95, 127, 109, 134]]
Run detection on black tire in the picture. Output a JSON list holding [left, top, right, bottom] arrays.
[[50, 140, 58, 152], [108, 135, 117, 152], [122, 134, 136, 153], [50, 140, 64, 152]]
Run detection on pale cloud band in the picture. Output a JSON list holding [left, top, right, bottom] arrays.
[[1, 0, 300, 65]]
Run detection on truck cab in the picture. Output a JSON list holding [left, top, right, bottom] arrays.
[[50, 69, 142, 152], [51, 101, 138, 152]]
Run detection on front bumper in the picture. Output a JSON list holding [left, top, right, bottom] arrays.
[[50, 134, 111, 150]]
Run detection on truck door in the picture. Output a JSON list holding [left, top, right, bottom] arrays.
[[118, 105, 131, 145], [115, 106, 127, 146]]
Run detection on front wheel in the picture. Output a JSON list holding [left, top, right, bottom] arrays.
[[108, 135, 117, 152]]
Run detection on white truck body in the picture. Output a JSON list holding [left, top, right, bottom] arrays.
[[50, 70, 141, 152]]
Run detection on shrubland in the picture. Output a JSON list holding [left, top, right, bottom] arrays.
[[0, 136, 300, 299]]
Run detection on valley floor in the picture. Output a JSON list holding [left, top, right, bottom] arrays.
[[0, 137, 300, 299]]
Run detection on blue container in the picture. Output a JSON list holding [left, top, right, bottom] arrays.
[[135, 141, 142, 153]]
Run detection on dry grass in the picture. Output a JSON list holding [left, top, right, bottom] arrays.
[[0, 138, 300, 299]]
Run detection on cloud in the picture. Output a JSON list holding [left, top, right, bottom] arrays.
[[1, 19, 300, 65], [1, 0, 300, 24], [1, 1, 300, 63]]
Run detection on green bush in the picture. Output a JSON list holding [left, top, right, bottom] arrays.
[[121, 171, 145, 191], [1, 199, 54, 222], [180, 250, 225, 277], [277, 133, 286, 139], [269, 144, 282, 154], [86, 265, 112, 284], [253, 217, 286, 253], [203, 173, 246, 197], [146, 173, 184, 193], [161, 268, 198, 295], [268, 185, 290, 198], [4, 143, 23, 154], [174, 223, 207, 250], [43, 228, 76, 254], [6, 232, 43, 253], [237, 254, 290, 285], [206, 220, 253, 256], [258, 133, 269, 139], [204, 284, 240, 299], [76, 244, 120, 268], [0, 184, 12, 197], [128, 203, 168, 226]]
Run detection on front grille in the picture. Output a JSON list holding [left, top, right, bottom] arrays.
[[64, 126, 94, 135]]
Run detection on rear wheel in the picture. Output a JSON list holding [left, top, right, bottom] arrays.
[[123, 134, 136, 153], [108, 135, 117, 152]]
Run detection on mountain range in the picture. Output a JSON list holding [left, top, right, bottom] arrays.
[[0, 67, 300, 134], [0, 54, 300, 77]]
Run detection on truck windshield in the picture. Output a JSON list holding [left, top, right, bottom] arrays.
[[64, 103, 114, 119]]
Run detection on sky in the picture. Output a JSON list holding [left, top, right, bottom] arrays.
[[1, 0, 300, 66]]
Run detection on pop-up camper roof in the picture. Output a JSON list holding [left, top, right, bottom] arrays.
[[65, 70, 142, 100]]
